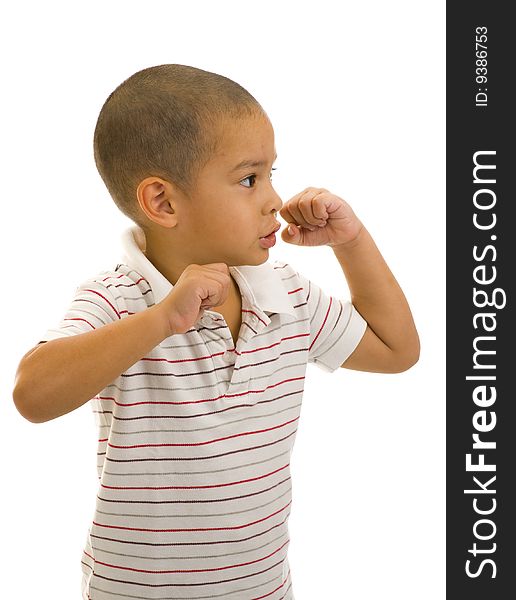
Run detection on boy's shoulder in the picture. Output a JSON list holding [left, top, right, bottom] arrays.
[[76, 263, 155, 309]]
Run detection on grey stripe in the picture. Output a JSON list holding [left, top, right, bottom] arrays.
[[252, 315, 308, 339], [116, 266, 149, 282], [330, 299, 345, 335], [278, 271, 297, 282], [113, 267, 156, 307], [312, 301, 354, 361], [105, 377, 230, 393], [311, 298, 344, 359], [157, 314, 310, 351], [43, 327, 76, 337], [116, 266, 152, 289], [95, 485, 291, 521], [73, 286, 116, 323], [109, 293, 151, 302], [102, 447, 292, 477], [106, 359, 307, 394], [91, 530, 288, 562], [68, 304, 111, 326], [89, 570, 286, 599], [308, 283, 323, 344], [160, 337, 229, 350], [92, 278, 127, 307], [108, 401, 302, 437]]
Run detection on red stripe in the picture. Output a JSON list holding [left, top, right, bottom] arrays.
[[104, 275, 148, 287], [76, 298, 129, 317], [229, 333, 309, 357], [92, 500, 291, 533], [241, 308, 267, 326], [140, 333, 309, 364], [309, 296, 333, 351], [84, 288, 121, 319], [64, 317, 95, 329], [141, 350, 225, 364], [83, 540, 289, 575], [100, 463, 289, 490], [101, 273, 125, 282], [107, 418, 298, 449], [288, 287, 303, 294], [252, 567, 291, 600], [100, 376, 305, 407], [81, 540, 291, 600]]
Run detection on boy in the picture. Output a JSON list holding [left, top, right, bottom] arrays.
[[13, 64, 419, 600]]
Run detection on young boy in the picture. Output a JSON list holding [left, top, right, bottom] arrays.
[[13, 64, 419, 600]]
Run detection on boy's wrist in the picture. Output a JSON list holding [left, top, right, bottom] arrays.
[[148, 303, 175, 340], [329, 223, 366, 252]]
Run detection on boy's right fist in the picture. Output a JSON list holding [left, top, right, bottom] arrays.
[[156, 263, 232, 336]]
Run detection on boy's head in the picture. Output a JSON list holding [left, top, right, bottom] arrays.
[[93, 64, 282, 269]]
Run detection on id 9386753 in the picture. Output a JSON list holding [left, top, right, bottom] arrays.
[[475, 26, 488, 107]]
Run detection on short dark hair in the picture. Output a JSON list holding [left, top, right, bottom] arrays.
[[93, 64, 265, 228]]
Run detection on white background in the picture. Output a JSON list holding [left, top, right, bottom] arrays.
[[1, 1, 445, 598]]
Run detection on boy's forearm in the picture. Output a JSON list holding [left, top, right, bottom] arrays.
[[331, 226, 419, 358], [13, 305, 170, 424]]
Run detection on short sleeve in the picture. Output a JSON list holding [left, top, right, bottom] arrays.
[[37, 276, 121, 344], [297, 270, 367, 373]]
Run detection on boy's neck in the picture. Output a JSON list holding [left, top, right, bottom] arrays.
[[143, 229, 240, 308], [144, 234, 186, 288]]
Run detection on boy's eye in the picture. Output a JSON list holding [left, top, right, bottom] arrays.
[[240, 174, 257, 188], [240, 168, 277, 189]]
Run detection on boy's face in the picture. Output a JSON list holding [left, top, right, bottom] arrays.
[[176, 112, 283, 267]]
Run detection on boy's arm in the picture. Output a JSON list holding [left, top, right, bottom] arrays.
[[332, 227, 420, 373], [279, 187, 420, 374], [13, 261, 234, 423], [13, 304, 169, 423]]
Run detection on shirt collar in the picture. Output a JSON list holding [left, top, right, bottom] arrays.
[[119, 226, 297, 317]]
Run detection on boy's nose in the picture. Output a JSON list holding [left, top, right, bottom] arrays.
[[271, 190, 283, 212], [263, 189, 283, 215]]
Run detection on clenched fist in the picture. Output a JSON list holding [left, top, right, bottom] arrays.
[[156, 263, 232, 336]]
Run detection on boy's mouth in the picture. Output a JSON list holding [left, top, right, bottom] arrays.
[[259, 231, 277, 249], [259, 223, 280, 249], [260, 223, 281, 238]]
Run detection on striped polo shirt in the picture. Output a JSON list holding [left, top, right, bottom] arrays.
[[39, 225, 367, 600]]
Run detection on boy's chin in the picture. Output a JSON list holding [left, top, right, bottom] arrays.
[[248, 254, 269, 267], [228, 252, 269, 267]]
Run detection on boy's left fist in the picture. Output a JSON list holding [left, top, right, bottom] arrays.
[[278, 187, 363, 247]]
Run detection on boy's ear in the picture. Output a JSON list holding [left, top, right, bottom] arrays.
[[136, 177, 178, 228]]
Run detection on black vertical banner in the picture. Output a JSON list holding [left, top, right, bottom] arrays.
[[447, 3, 514, 598]]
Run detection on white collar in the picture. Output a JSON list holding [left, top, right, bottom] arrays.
[[119, 226, 298, 317]]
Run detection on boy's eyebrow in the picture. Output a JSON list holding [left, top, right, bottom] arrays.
[[230, 154, 278, 172]]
